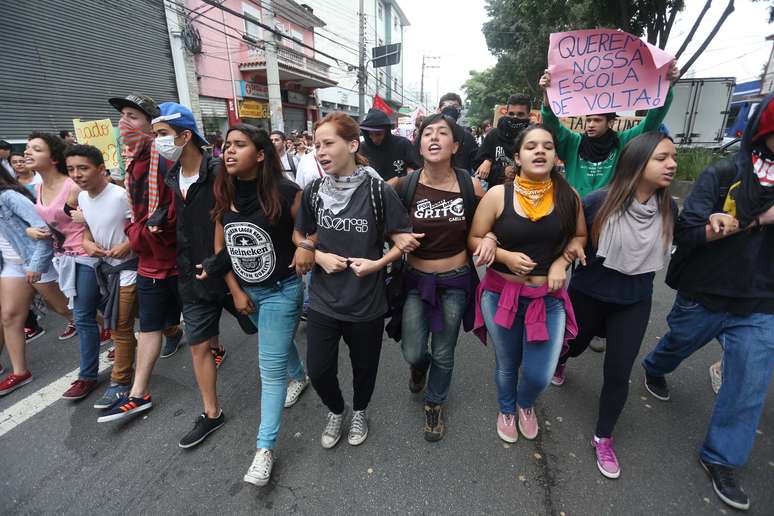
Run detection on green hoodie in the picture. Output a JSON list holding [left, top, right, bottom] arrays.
[[540, 88, 674, 197]]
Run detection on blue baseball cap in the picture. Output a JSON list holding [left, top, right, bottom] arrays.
[[152, 102, 209, 147]]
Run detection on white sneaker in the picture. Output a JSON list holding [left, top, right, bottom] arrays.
[[348, 409, 369, 446], [284, 376, 310, 408], [321, 407, 348, 449], [243, 448, 274, 486], [709, 360, 723, 395]]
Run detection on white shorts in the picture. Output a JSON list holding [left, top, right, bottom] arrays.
[[0, 261, 58, 283]]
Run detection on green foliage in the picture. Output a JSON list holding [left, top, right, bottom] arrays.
[[675, 147, 719, 182]]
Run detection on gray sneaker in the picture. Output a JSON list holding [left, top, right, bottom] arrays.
[[160, 330, 184, 358], [284, 376, 310, 408], [348, 409, 369, 446], [244, 448, 274, 487], [321, 406, 348, 449], [93, 382, 130, 409]]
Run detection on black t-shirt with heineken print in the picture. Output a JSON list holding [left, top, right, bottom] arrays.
[[221, 178, 299, 288]]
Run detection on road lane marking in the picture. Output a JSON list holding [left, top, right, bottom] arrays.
[[0, 349, 112, 438]]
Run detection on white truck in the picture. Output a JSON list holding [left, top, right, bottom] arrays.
[[662, 77, 735, 147]]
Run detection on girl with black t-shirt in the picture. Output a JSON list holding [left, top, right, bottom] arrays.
[[389, 113, 488, 442], [294, 112, 414, 450], [208, 124, 309, 487]]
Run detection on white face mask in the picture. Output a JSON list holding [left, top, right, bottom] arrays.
[[155, 135, 184, 161]]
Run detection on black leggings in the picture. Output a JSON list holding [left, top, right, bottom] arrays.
[[560, 287, 652, 438], [306, 309, 384, 414]]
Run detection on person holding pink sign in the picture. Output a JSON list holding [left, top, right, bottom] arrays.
[[538, 61, 679, 198]]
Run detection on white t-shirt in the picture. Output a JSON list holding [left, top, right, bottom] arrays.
[[280, 153, 299, 181], [294, 150, 325, 189], [179, 172, 199, 199], [78, 183, 137, 286]]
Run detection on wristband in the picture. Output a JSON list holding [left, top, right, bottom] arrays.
[[483, 234, 498, 244], [298, 240, 315, 252]]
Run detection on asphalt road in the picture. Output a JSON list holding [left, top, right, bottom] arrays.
[[1, 271, 772, 515]]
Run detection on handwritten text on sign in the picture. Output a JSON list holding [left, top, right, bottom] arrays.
[[546, 29, 674, 117], [72, 118, 120, 169]]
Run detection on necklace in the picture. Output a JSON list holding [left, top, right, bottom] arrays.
[[421, 169, 456, 191]]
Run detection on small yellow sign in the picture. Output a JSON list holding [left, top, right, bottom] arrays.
[[238, 100, 269, 119], [72, 118, 120, 169]]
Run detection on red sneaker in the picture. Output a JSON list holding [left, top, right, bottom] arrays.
[[61, 379, 98, 400], [0, 371, 33, 396], [25, 327, 46, 343], [100, 328, 112, 345], [58, 321, 77, 340], [107, 347, 115, 363]]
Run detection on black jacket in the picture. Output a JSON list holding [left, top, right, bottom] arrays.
[[166, 154, 227, 304], [666, 92, 774, 314], [473, 128, 515, 186], [360, 108, 421, 181]]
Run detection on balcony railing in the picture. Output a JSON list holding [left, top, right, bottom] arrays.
[[247, 44, 331, 78]]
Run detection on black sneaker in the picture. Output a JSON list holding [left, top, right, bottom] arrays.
[[179, 410, 226, 449], [409, 366, 427, 394], [644, 371, 670, 401], [424, 403, 446, 442], [700, 458, 750, 511], [160, 330, 184, 358]]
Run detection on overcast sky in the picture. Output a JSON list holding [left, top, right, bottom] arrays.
[[398, 0, 773, 107]]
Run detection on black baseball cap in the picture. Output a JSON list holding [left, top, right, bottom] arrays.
[[108, 94, 160, 120]]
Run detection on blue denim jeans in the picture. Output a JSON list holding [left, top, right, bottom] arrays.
[[243, 275, 306, 450], [401, 287, 466, 404], [73, 263, 101, 381], [481, 289, 566, 414], [642, 293, 774, 467]]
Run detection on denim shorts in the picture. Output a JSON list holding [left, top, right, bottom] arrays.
[[137, 274, 181, 332]]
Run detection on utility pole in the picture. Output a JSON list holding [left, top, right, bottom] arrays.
[[263, 0, 284, 131], [358, 0, 366, 119], [419, 55, 439, 110]]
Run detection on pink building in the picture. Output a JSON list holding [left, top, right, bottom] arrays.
[[186, 0, 336, 137]]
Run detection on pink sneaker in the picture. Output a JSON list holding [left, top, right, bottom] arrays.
[[592, 436, 621, 479], [551, 363, 567, 386], [517, 406, 539, 440], [496, 412, 518, 443]]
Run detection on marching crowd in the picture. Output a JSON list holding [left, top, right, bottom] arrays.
[[0, 59, 772, 512]]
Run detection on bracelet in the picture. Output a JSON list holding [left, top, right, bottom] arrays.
[[483, 234, 498, 243], [297, 240, 315, 252]]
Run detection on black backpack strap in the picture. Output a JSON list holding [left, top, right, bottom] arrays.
[[454, 167, 478, 227], [288, 154, 297, 176], [369, 176, 385, 237], [400, 169, 422, 210], [310, 177, 323, 222]]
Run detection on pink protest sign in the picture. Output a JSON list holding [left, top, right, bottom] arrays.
[[546, 29, 674, 117]]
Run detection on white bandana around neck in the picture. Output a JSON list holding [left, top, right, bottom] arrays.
[[318, 165, 382, 215]]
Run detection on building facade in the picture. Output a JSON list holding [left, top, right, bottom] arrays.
[[183, 0, 336, 138], [302, 0, 410, 119]]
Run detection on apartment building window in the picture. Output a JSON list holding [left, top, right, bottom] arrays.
[[377, 2, 383, 20], [243, 3, 262, 39], [394, 15, 398, 31], [393, 77, 398, 93]]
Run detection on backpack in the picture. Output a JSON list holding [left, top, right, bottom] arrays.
[[309, 175, 385, 238], [385, 168, 480, 342]]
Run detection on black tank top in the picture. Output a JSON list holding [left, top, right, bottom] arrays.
[[491, 183, 564, 276]]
